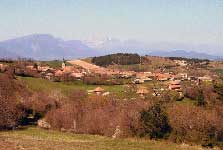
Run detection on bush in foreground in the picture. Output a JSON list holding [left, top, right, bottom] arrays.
[[45, 96, 151, 137], [0, 73, 25, 129], [168, 104, 223, 147], [140, 103, 171, 139]]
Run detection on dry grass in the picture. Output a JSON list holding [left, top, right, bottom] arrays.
[[0, 127, 204, 150]]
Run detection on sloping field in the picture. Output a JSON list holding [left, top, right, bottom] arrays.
[[0, 127, 202, 150], [20, 77, 124, 96], [68, 59, 111, 74]]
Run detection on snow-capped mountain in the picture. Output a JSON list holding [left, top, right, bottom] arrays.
[[84, 37, 150, 55]]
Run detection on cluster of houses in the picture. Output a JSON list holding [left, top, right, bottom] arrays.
[[25, 61, 136, 81], [22, 60, 214, 98], [133, 71, 213, 97], [174, 60, 188, 66], [133, 72, 188, 83], [25, 61, 86, 81], [134, 71, 212, 83]]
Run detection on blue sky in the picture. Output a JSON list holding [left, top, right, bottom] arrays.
[[0, 0, 223, 54]]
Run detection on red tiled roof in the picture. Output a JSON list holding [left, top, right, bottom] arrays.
[[169, 84, 181, 90], [94, 87, 104, 92]]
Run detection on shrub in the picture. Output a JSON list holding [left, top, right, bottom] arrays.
[[0, 73, 25, 129], [0, 72, 58, 126], [196, 88, 205, 106], [184, 85, 208, 106], [0, 95, 24, 129], [184, 85, 200, 100], [140, 103, 171, 139], [45, 96, 151, 137], [20, 91, 58, 125], [168, 104, 223, 147], [202, 84, 220, 106], [45, 102, 79, 130], [161, 91, 182, 103], [213, 80, 223, 101]]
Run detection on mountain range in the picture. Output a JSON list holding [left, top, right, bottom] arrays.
[[0, 34, 222, 60], [85, 37, 150, 55], [0, 34, 100, 60], [149, 50, 222, 60]]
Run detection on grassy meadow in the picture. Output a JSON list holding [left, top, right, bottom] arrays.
[[0, 127, 202, 150], [19, 76, 124, 96]]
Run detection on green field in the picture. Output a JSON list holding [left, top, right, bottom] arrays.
[[20, 77, 124, 96], [0, 127, 201, 150], [176, 97, 197, 106], [215, 69, 223, 75], [20, 77, 200, 106]]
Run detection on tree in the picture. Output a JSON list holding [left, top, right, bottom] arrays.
[[197, 88, 205, 106], [33, 63, 38, 70], [140, 104, 171, 139]]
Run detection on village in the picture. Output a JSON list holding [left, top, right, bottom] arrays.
[[0, 56, 214, 100]]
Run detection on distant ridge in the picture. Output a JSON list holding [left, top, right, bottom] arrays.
[[0, 34, 100, 60], [0, 34, 222, 60], [149, 50, 222, 60]]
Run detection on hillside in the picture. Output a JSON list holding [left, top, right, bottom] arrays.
[[92, 53, 140, 67], [68, 59, 109, 74]]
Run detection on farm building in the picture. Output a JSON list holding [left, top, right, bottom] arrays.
[[88, 87, 105, 95], [169, 80, 181, 92]]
